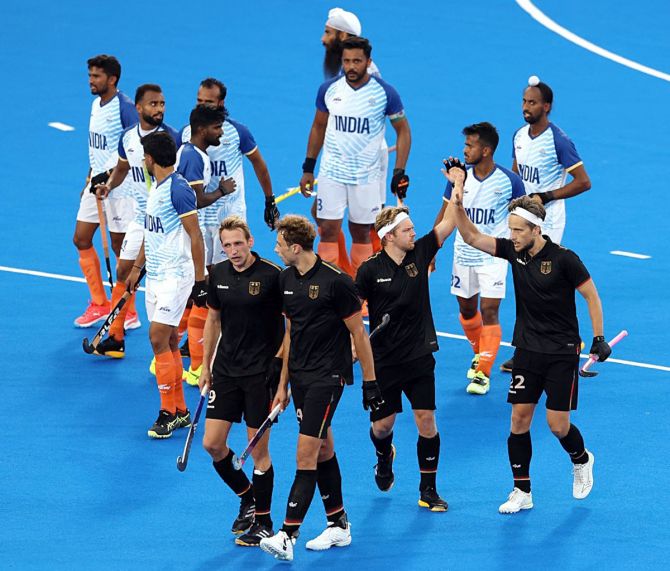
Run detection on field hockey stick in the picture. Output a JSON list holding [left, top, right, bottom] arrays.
[[94, 197, 114, 294], [233, 313, 391, 471], [82, 266, 146, 353], [176, 385, 208, 472], [579, 330, 628, 378], [275, 179, 319, 204]]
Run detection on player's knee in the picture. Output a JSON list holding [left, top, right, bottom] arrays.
[[116, 261, 132, 281], [73, 234, 92, 250], [372, 418, 394, 438], [511, 411, 532, 433], [317, 440, 334, 463], [481, 306, 500, 325], [203, 435, 228, 461], [547, 417, 570, 438], [415, 411, 437, 438]]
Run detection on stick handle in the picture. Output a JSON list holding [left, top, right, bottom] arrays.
[[276, 179, 318, 203], [581, 330, 628, 372]]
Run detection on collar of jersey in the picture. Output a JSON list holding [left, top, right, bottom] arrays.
[[345, 75, 373, 92], [293, 255, 322, 279], [227, 252, 260, 275], [527, 122, 552, 140]]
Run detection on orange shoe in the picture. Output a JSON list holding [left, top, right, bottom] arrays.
[[124, 310, 142, 330], [74, 300, 110, 328]]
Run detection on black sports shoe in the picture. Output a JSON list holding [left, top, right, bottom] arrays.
[[500, 357, 514, 373], [374, 444, 396, 492], [93, 335, 125, 358], [235, 521, 274, 546], [175, 409, 191, 429], [232, 499, 255, 534], [418, 487, 448, 512], [179, 338, 190, 358], [147, 410, 178, 439]]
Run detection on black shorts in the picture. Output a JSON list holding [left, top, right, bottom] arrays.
[[508, 348, 579, 411], [206, 372, 273, 429], [291, 377, 344, 439], [371, 354, 436, 422]]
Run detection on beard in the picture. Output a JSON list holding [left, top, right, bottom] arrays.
[[323, 39, 344, 79], [142, 112, 163, 127]]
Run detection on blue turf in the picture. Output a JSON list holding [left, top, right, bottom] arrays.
[[1, 1, 669, 569]]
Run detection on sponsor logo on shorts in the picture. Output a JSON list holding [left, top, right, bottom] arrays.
[[308, 285, 320, 299], [405, 263, 418, 277], [249, 281, 261, 296], [493, 280, 503, 287], [289, 502, 298, 507], [158, 306, 171, 312]]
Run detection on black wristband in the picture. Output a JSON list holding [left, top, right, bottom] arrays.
[[592, 335, 605, 343], [302, 157, 317, 173], [538, 191, 555, 204], [393, 168, 405, 177]]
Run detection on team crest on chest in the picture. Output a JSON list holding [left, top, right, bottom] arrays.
[[248, 281, 261, 295], [540, 261, 552, 275], [308, 285, 320, 299], [405, 263, 418, 277]]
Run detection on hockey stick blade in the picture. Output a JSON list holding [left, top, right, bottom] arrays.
[[82, 338, 95, 354], [176, 388, 207, 472]]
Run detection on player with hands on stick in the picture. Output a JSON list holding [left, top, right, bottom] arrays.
[[450, 177, 608, 513]]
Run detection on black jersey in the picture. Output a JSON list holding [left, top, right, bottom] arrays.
[[495, 236, 590, 355], [356, 230, 441, 367], [280, 256, 361, 385], [207, 253, 284, 377]]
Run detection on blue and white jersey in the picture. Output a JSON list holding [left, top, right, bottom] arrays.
[[444, 164, 526, 266], [88, 91, 137, 178], [181, 118, 257, 226], [176, 142, 211, 227], [118, 123, 180, 225], [317, 75, 404, 185], [512, 123, 582, 230], [144, 172, 197, 281]]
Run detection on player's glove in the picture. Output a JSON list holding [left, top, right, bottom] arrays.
[[391, 168, 410, 200], [190, 280, 208, 308], [89, 170, 111, 193], [589, 336, 612, 362], [443, 158, 468, 183], [362, 380, 384, 412], [264, 195, 280, 230], [265, 357, 283, 391], [529, 191, 555, 205]]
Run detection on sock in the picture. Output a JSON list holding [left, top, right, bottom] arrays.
[[187, 305, 208, 370], [127, 291, 136, 315], [317, 455, 345, 524], [213, 449, 254, 500], [281, 469, 318, 537], [108, 282, 128, 340], [459, 312, 483, 354], [317, 241, 339, 265], [350, 243, 373, 276], [477, 324, 502, 377], [178, 305, 191, 343], [559, 424, 588, 464], [252, 465, 274, 526], [370, 427, 394, 458], [172, 350, 186, 412], [418, 433, 440, 490], [78, 247, 108, 305], [154, 351, 176, 414], [370, 227, 382, 253], [508, 431, 532, 493], [336, 231, 354, 275]]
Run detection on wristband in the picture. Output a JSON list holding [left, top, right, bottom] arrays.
[[537, 191, 555, 204], [393, 168, 405, 177], [133, 265, 142, 270], [302, 157, 317, 173]]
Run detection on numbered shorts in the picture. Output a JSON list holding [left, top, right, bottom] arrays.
[[206, 372, 272, 429], [316, 173, 382, 224], [371, 354, 436, 422], [508, 348, 580, 411], [76, 186, 134, 233], [291, 377, 344, 439], [451, 258, 508, 299], [145, 275, 193, 327], [201, 224, 227, 266], [119, 220, 144, 261]]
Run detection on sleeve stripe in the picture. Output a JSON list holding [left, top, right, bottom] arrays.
[[178, 210, 197, 219], [565, 161, 583, 173], [187, 180, 204, 187], [118, 157, 129, 163], [244, 146, 259, 156], [577, 276, 592, 289], [342, 309, 362, 321]]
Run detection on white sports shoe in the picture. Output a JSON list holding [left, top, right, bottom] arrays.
[[260, 530, 295, 561], [572, 450, 595, 499], [305, 514, 352, 551], [498, 488, 533, 514]]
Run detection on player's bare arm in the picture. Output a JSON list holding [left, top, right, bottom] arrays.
[[390, 116, 411, 171], [247, 148, 273, 199], [300, 109, 329, 196], [125, 242, 145, 291], [344, 312, 375, 382], [181, 213, 206, 281], [190, 181, 230, 209], [536, 163, 591, 203], [272, 321, 292, 410], [577, 278, 604, 338]]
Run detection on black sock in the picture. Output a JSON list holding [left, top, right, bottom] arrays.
[[417, 433, 440, 491], [252, 465, 274, 526], [281, 469, 317, 537], [317, 454, 345, 524], [213, 449, 254, 503], [559, 424, 588, 464], [370, 427, 394, 458], [508, 431, 532, 493]]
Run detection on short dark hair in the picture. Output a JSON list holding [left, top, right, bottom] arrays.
[[341, 36, 372, 59], [189, 104, 225, 133], [525, 81, 554, 105], [141, 131, 176, 168], [135, 83, 162, 104], [462, 122, 499, 153], [200, 77, 227, 101], [87, 54, 121, 86], [276, 215, 316, 251]]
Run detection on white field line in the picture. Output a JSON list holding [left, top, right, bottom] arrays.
[[48, 122, 75, 131], [610, 250, 651, 260]]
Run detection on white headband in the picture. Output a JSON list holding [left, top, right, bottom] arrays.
[[510, 207, 543, 227], [326, 7, 362, 36], [377, 212, 410, 240]]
